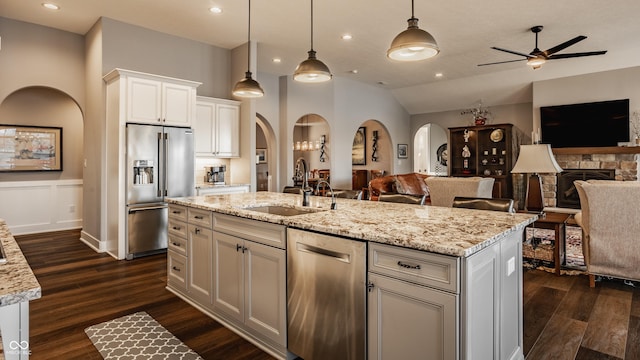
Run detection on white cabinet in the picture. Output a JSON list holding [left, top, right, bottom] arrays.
[[167, 204, 189, 292], [187, 208, 213, 306], [106, 68, 200, 127], [368, 243, 458, 360], [195, 96, 240, 157], [212, 214, 287, 348]]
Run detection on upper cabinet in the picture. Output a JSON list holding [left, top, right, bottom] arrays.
[[104, 69, 201, 127], [195, 96, 240, 157]]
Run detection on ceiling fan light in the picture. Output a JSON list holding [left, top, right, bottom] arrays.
[[233, 71, 264, 98], [294, 50, 332, 82], [387, 18, 439, 61], [526, 56, 546, 68]]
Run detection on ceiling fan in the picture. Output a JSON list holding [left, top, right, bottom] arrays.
[[478, 25, 607, 69]]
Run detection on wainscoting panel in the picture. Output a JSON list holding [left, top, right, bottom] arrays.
[[0, 179, 83, 235]]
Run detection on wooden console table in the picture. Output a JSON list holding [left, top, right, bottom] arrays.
[[524, 212, 570, 275]]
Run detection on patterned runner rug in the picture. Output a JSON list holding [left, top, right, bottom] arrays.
[[85, 312, 202, 359]]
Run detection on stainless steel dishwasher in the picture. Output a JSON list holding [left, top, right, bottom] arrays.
[[287, 228, 367, 360]]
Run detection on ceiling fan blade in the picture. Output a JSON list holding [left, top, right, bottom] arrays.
[[543, 35, 586, 56], [548, 51, 607, 59], [491, 47, 534, 59], [477, 59, 526, 66]]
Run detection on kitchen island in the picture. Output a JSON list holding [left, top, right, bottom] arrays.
[[0, 219, 41, 360], [166, 192, 536, 360]]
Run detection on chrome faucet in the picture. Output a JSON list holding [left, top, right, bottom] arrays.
[[316, 180, 337, 210], [295, 157, 313, 206]]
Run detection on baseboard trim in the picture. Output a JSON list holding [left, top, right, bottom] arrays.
[[80, 230, 105, 252]]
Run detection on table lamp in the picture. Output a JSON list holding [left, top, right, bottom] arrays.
[[511, 144, 563, 214]]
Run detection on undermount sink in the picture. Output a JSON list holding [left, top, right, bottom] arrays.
[[243, 205, 325, 217]]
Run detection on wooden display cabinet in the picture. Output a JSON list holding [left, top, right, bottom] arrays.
[[449, 124, 517, 199]]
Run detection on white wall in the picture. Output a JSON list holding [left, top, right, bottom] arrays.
[[279, 76, 410, 190]]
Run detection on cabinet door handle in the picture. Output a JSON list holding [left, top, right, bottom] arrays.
[[367, 281, 375, 293], [236, 244, 242, 252], [242, 246, 248, 253], [172, 226, 181, 231], [397, 261, 421, 270], [172, 242, 180, 247], [172, 210, 181, 214], [172, 266, 181, 272], [194, 215, 204, 220], [195, 228, 201, 234]]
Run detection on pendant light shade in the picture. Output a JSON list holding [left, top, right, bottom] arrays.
[[294, 0, 332, 82], [387, 0, 439, 61], [233, 0, 264, 98]]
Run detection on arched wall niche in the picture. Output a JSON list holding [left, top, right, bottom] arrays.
[[0, 86, 84, 180]]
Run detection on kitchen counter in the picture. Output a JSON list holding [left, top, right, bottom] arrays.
[[195, 184, 250, 196], [0, 219, 41, 359], [167, 192, 536, 257]]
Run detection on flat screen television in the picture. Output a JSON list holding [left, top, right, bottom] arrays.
[[540, 99, 629, 148]]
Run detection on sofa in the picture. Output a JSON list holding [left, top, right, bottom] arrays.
[[425, 176, 495, 207], [368, 173, 430, 203], [574, 180, 640, 287]]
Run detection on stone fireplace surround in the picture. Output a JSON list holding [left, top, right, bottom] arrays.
[[539, 147, 640, 208]]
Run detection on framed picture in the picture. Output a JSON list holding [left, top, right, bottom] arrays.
[[0, 125, 62, 172], [352, 127, 366, 165], [256, 148, 267, 164], [397, 143, 408, 159]]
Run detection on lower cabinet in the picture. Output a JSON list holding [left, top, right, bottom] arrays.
[[212, 231, 287, 347], [368, 273, 457, 359], [187, 223, 213, 306]]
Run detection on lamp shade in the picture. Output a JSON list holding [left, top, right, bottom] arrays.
[[387, 18, 439, 61], [512, 144, 563, 174], [294, 50, 332, 83], [233, 71, 264, 98]]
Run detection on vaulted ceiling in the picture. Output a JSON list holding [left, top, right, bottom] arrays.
[[3, 0, 640, 114]]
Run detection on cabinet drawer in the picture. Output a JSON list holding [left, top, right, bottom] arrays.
[[168, 251, 187, 290], [369, 243, 459, 293], [188, 208, 213, 229], [168, 219, 187, 238], [168, 235, 187, 257], [168, 204, 188, 222], [213, 213, 286, 249]]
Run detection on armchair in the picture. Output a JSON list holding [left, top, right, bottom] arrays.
[[574, 180, 640, 287], [425, 177, 495, 207]]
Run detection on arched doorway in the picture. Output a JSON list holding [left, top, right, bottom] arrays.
[[292, 114, 330, 188], [351, 120, 391, 193], [414, 123, 447, 176], [256, 114, 277, 192]]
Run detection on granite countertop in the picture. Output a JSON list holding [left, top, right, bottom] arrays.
[[167, 192, 537, 258], [0, 219, 41, 307]]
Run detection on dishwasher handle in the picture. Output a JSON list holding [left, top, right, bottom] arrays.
[[128, 205, 168, 213], [296, 242, 351, 263]]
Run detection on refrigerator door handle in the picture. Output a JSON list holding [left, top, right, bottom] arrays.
[[163, 132, 168, 197], [128, 204, 168, 213], [157, 132, 163, 197]]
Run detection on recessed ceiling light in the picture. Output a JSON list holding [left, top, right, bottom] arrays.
[[42, 3, 60, 10], [341, 34, 353, 40], [377, 81, 388, 86], [209, 6, 223, 14], [349, 69, 359, 74], [272, 58, 282, 63], [435, 73, 443, 78]]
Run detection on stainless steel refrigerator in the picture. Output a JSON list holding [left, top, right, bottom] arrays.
[[126, 124, 194, 259]]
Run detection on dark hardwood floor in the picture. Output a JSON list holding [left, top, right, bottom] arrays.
[[14, 229, 275, 360], [12, 230, 640, 359]]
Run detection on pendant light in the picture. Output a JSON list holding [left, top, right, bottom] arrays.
[[387, 0, 439, 61], [293, 0, 332, 82], [233, 0, 264, 98]]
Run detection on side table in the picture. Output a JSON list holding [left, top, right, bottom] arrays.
[[524, 211, 570, 275]]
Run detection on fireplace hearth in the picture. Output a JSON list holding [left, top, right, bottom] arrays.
[[557, 169, 615, 208]]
